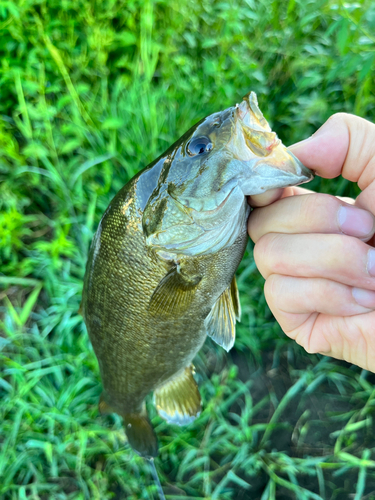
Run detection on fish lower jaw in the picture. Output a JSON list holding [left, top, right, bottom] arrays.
[[240, 169, 313, 196]]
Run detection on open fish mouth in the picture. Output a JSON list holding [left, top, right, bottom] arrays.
[[228, 92, 314, 194]]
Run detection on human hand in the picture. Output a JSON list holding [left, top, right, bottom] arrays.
[[247, 113, 375, 372]]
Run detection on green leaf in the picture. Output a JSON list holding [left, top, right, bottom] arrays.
[[60, 139, 83, 154], [23, 143, 49, 159], [4, 283, 42, 327], [114, 31, 137, 46], [337, 18, 349, 55], [202, 39, 217, 49], [4, 296, 21, 326], [359, 52, 375, 82], [101, 117, 125, 130], [18, 283, 43, 325]]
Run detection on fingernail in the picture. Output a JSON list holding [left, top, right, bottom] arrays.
[[338, 206, 375, 238], [367, 248, 375, 277], [352, 287, 375, 308]]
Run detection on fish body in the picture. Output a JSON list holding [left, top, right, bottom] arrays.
[[81, 92, 313, 457]]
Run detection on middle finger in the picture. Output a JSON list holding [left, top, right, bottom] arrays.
[[254, 232, 375, 290], [248, 193, 375, 243]]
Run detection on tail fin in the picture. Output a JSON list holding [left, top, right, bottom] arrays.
[[124, 411, 158, 458]]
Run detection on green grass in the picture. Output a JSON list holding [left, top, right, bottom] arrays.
[[1, 0, 375, 498]]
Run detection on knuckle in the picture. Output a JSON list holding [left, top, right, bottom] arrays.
[[247, 208, 261, 242], [342, 233, 366, 259], [331, 112, 351, 120], [326, 112, 353, 126], [264, 274, 282, 303], [253, 233, 281, 277], [322, 234, 353, 269], [299, 193, 340, 228]]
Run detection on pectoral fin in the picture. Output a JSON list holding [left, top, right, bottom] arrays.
[[153, 366, 201, 425], [204, 276, 241, 352], [149, 267, 201, 317]]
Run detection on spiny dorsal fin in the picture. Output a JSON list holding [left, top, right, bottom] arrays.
[[149, 267, 201, 317], [153, 365, 201, 425], [204, 276, 240, 352]]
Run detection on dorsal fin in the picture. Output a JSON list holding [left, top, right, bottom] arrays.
[[204, 276, 241, 352]]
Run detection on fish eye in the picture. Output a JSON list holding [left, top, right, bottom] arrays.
[[187, 136, 213, 156]]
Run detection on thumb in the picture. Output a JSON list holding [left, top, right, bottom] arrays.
[[289, 113, 375, 189]]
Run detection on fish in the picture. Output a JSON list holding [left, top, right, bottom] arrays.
[[81, 91, 314, 458]]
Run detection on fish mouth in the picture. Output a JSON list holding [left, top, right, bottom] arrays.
[[240, 150, 314, 196], [169, 183, 241, 230], [228, 92, 314, 194]]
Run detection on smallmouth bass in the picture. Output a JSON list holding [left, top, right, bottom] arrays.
[[81, 91, 313, 457]]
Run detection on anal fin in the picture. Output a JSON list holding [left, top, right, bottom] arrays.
[[153, 366, 201, 425], [204, 276, 241, 352]]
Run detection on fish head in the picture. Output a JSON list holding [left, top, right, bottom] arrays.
[[142, 91, 314, 259]]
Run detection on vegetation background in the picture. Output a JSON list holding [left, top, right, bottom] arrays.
[[1, 0, 375, 498]]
